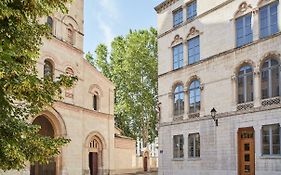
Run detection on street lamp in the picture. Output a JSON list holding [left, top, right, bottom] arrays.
[[210, 108, 218, 126]]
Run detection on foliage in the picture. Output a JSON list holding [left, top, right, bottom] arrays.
[[0, 0, 76, 170], [87, 28, 158, 145]]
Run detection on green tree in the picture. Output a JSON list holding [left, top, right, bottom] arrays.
[[87, 28, 158, 145], [0, 0, 76, 170]]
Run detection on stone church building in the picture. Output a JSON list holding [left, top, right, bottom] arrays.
[[2, 0, 138, 175], [156, 0, 281, 174]]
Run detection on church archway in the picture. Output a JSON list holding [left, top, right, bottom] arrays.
[[30, 115, 57, 175], [88, 135, 104, 175]]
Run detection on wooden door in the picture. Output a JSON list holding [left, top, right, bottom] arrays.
[[238, 128, 255, 175], [89, 152, 98, 175], [143, 157, 148, 172], [30, 160, 56, 175]]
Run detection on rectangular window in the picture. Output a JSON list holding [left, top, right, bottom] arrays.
[[187, 1, 197, 21], [173, 135, 184, 158], [173, 8, 183, 27], [260, 2, 279, 39], [188, 133, 200, 158], [262, 124, 280, 155], [236, 14, 253, 47], [173, 44, 184, 70], [188, 36, 200, 64]]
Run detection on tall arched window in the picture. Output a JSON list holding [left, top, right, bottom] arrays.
[[173, 85, 184, 116], [47, 16, 53, 33], [93, 94, 98, 111], [44, 60, 54, 80], [238, 65, 254, 103], [261, 58, 280, 99], [67, 24, 74, 45], [189, 80, 200, 113]]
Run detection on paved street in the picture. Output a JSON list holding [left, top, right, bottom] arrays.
[[135, 172, 157, 175]]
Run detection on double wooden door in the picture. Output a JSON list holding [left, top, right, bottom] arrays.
[[238, 127, 255, 175]]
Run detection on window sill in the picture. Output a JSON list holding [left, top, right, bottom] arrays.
[[259, 155, 281, 159], [187, 157, 201, 161], [173, 115, 184, 121], [172, 158, 184, 161]]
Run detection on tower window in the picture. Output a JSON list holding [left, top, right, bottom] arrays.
[[93, 94, 98, 110], [67, 24, 74, 45]]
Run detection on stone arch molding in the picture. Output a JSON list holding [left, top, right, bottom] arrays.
[[171, 35, 183, 47], [89, 84, 104, 97], [85, 131, 107, 150], [234, 2, 253, 18], [186, 75, 201, 87], [31, 109, 68, 137], [258, 51, 281, 69], [62, 15, 80, 32], [170, 80, 184, 92], [186, 26, 201, 40], [41, 52, 61, 65], [235, 59, 256, 74]]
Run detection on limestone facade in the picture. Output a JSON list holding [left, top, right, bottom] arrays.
[[156, 0, 281, 174]]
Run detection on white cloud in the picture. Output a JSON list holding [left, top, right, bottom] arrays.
[[97, 0, 119, 20], [95, 0, 119, 48], [97, 16, 114, 48]]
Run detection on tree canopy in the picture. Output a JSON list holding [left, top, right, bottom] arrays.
[[87, 28, 158, 145], [0, 0, 76, 170]]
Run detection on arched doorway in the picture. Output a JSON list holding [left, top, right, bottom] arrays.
[[143, 151, 149, 172], [30, 115, 57, 175], [88, 136, 103, 175]]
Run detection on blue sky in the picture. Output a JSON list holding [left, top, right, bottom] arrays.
[[84, 0, 163, 54]]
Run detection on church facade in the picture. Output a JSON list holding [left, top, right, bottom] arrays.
[[1, 0, 137, 175]]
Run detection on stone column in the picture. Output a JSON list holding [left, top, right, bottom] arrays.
[[184, 88, 189, 119], [254, 69, 261, 107], [252, 8, 259, 41], [231, 74, 237, 111], [183, 41, 188, 66]]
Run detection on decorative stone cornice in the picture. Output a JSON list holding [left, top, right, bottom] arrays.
[[171, 35, 183, 47], [234, 2, 253, 18], [186, 26, 201, 40], [155, 0, 180, 13]]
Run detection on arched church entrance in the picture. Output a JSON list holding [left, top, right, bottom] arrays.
[[88, 136, 103, 175], [30, 115, 57, 175]]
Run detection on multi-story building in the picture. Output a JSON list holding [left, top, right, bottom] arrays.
[[155, 0, 281, 174], [1, 1, 138, 175]]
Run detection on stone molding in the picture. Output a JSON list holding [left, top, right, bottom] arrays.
[[159, 101, 281, 127], [159, 32, 281, 78], [155, 0, 179, 13], [157, 0, 236, 38], [234, 2, 253, 18]]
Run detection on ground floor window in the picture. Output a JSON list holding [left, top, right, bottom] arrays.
[[173, 135, 184, 158], [262, 124, 280, 155], [188, 133, 200, 158]]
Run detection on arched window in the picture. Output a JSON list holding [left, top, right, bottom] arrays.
[[65, 67, 74, 76], [47, 16, 53, 33], [67, 24, 74, 45], [237, 65, 253, 103], [44, 60, 54, 80], [93, 94, 98, 111], [261, 58, 280, 99], [173, 85, 184, 116], [189, 80, 200, 113]]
